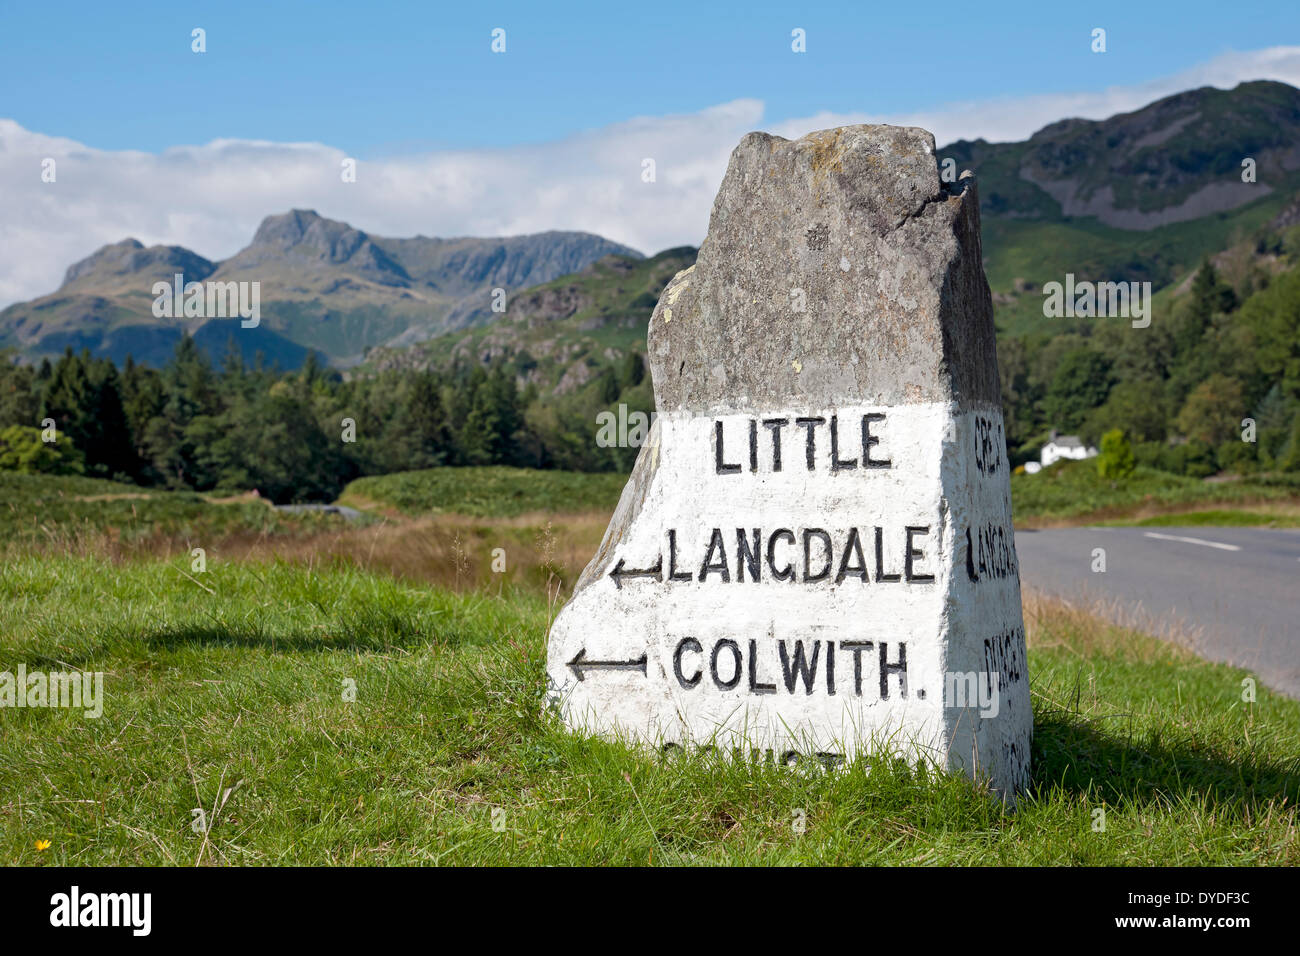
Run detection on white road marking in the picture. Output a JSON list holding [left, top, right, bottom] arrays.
[[1143, 531, 1241, 552]]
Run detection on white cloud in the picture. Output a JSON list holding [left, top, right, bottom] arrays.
[[0, 100, 762, 308], [771, 46, 1300, 146], [1, 47, 1297, 308]]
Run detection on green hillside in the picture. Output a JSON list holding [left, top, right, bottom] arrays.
[[363, 247, 697, 384], [983, 188, 1299, 337], [946, 81, 1300, 225], [0, 472, 345, 550], [340, 466, 627, 518]]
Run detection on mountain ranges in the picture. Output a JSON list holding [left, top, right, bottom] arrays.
[[5, 80, 1300, 390]]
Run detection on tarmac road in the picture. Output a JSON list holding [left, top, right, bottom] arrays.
[[1014, 526, 1300, 699]]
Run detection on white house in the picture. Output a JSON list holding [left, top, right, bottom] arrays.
[[1040, 431, 1097, 467]]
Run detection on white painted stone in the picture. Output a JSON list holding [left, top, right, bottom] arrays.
[[545, 125, 1031, 798], [548, 403, 1029, 795]]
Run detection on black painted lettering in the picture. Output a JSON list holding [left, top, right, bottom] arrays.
[[841, 641, 874, 696], [874, 526, 901, 582], [768, 529, 795, 582], [795, 417, 825, 471], [710, 639, 742, 690], [815, 752, 845, 770], [904, 526, 935, 582], [830, 415, 857, 472], [983, 625, 1026, 693], [674, 637, 702, 688], [973, 414, 1005, 476], [778, 640, 821, 695], [862, 413, 890, 468], [802, 528, 832, 582], [835, 527, 869, 583], [763, 418, 788, 471], [968, 522, 1018, 581], [736, 528, 761, 583], [699, 528, 730, 582], [714, 420, 741, 474], [879, 641, 908, 699]]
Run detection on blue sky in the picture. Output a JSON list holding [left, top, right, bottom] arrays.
[[3, 2, 1299, 306], [3, 0, 1298, 155]]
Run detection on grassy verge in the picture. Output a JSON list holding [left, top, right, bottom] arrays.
[[1011, 459, 1300, 527], [2, 556, 1295, 865]]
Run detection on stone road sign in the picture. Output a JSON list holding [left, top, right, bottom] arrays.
[[546, 125, 1031, 798]]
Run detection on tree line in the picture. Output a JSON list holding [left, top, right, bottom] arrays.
[[0, 337, 651, 502], [4, 235, 1299, 500], [999, 249, 1300, 478]]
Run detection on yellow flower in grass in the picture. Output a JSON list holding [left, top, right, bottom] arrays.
[[35, 840, 51, 851]]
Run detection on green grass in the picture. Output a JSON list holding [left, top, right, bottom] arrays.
[[340, 466, 628, 518], [982, 164, 1300, 337], [0, 472, 350, 550], [2, 555, 1295, 865], [1011, 459, 1299, 522], [268, 300, 425, 363], [1120, 509, 1300, 528]]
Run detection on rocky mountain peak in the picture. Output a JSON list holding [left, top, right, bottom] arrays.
[[61, 238, 215, 290], [946, 80, 1300, 230], [236, 209, 411, 285]]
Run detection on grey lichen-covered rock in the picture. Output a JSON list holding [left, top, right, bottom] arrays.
[[547, 125, 1031, 799], [651, 125, 999, 413]]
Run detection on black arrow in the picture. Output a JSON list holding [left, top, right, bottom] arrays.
[[609, 555, 663, 589], [567, 648, 648, 682]]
